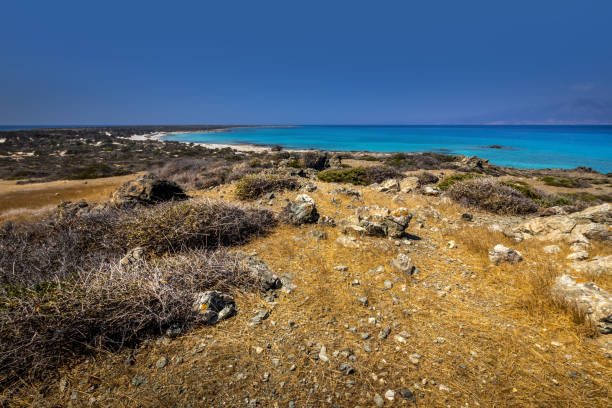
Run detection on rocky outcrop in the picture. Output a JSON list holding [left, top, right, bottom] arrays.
[[111, 174, 186, 207], [192, 291, 236, 325], [571, 255, 612, 276], [281, 194, 319, 225], [488, 244, 523, 265], [551, 275, 612, 335], [509, 203, 611, 243], [377, 179, 400, 193], [339, 206, 412, 239]]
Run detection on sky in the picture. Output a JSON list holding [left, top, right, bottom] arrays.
[[1, 0, 611, 125]]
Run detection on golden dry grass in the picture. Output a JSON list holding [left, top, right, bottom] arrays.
[[3, 179, 612, 407], [0, 173, 142, 223]]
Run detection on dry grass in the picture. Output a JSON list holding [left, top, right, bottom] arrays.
[[2, 178, 611, 407]]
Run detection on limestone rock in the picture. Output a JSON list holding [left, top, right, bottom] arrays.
[[336, 235, 360, 248], [378, 178, 400, 192], [488, 244, 522, 265], [543, 245, 560, 254], [234, 251, 281, 291], [281, 194, 319, 225], [551, 275, 612, 334], [399, 177, 419, 193], [423, 186, 441, 196], [391, 253, 416, 275], [571, 255, 612, 276]]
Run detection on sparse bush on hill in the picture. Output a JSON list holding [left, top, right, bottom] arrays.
[[448, 177, 539, 214], [234, 174, 301, 200], [540, 176, 590, 188], [317, 165, 401, 185], [437, 173, 482, 190], [0, 249, 256, 387], [384, 152, 458, 171]]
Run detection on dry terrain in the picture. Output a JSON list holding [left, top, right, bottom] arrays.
[[4, 174, 611, 408]]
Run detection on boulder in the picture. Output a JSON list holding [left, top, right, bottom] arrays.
[[111, 174, 186, 207], [488, 244, 523, 265], [551, 275, 612, 334], [192, 291, 236, 325], [378, 178, 400, 192], [571, 255, 612, 276], [390, 253, 416, 275], [281, 194, 319, 225], [341, 206, 412, 239], [399, 177, 419, 193]]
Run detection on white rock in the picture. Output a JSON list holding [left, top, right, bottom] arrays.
[[488, 244, 523, 265], [543, 245, 560, 254]]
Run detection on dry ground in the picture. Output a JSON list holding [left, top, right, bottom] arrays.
[[4, 179, 611, 407], [0, 173, 142, 222]]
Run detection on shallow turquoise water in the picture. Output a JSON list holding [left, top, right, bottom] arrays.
[[166, 125, 612, 172]]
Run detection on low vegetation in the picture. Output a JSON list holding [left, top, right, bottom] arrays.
[[234, 174, 301, 200], [437, 173, 482, 190], [384, 152, 458, 171], [448, 177, 538, 214], [317, 165, 400, 185], [540, 176, 590, 188]]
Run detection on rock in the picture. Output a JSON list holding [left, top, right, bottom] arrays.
[[357, 296, 369, 306], [383, 280, 393, 289], [308, 230, 328, 240], [448, 240, 457, 249], [567, 251, 589, 261], [341, 206, 412, 238], [301, 181, 318, 192], [120, 247, 145, 267], [399, 177, 420, 193], [317, 215, 336, 226], [398, 388, 415, 402], [510, 203, 611, 242], [423, 186, 441, 196], [379, 178, 400, 192], [338, 363, 354, 374], [384, 389, 396, 401], [336, 235, 360, 248], [378, 326, 391, 339], [543, 245, 561, 254], [281, 194, 319, 225], [461, 213, 473, 221], [551, 275, 612, 334], [408, 353, 421, 365], [192, 291, 236, 325], [111, 174, 186, 207], [373, 394, 384, 407], [439, 384, 451, 392], [571, 255, 612, 276], [488, 244, 522, 265], [234, 251, 281, 291], [331, 187, 361, 197], [155, 356, 168, 369], [56, 200, 90, 219], [131, 376, 148, 387], [391, 253, 416, 275], [319, 346, 329, 362], [334, 265, 349, 271], [247, 309, 270, 327]]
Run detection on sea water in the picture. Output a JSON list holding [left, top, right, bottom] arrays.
[[166, 125, 612, 172]]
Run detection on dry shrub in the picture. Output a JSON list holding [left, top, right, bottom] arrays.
[[124, 198, 277, 253], [234, 174, 301, 200], [0, 249, 256, 387], [448, 177, 538, 214], [299, 151, 329, 170], [317, 166, 401, 185], [416, 171, 439, 185], [363, 165, 403, 184], [156, 159, 262, 190], [0, 198, 276, 288]]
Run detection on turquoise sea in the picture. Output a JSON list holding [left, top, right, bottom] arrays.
[[166, 125, 612, 173]]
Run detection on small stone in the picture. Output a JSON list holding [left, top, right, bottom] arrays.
[[439, 384, 451, 392], [409, 353, 421, 365], [272, 358, 281, 367], [378, 326, 391, 339], [433, 337, 446, 344], [448, 240, 457, 249], [334, 265, 349, 271], [383, 280, 393, 289], [357, 296, 369, 306], [131, 376, 148, 387], [338, 363, 355, 374], [262, 372, 270, 382], [543, 245, 561, 254], [155, 356, 167, 369], [290, 364, 297, 371], [319, 346, 329, 362], [373, 394, 384, 407], [461, 213, 473, 221], [384, 389, 396, 401], [253, 346, 264, 354], [398, 387, 415, 402], [361, 332, 371, 340]]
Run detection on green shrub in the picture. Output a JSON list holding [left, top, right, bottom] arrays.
[[540, 176, 589, 188], [317, 167, 368, 185], [286, 159, 301, 168], [437, 173, 481, 190], [448, 178, 538, 215], [234, 174, 300, 200]]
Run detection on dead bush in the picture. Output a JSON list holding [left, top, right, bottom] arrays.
[[364, 165, 403, 184], [0, 249, 256, 387], [448, 177, 538, 214], [234, 174, 301, 200]]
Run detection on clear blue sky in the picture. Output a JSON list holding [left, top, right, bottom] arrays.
[[1, 0, 611, 125]]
